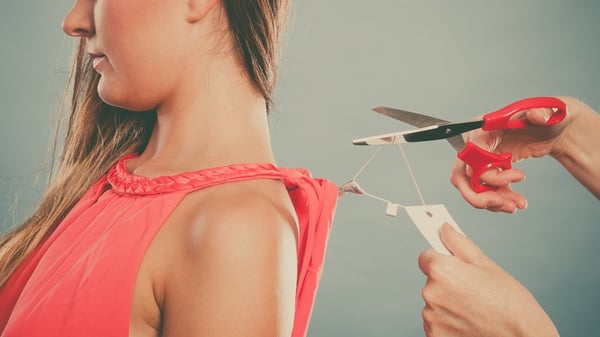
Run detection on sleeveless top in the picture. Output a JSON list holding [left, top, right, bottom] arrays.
[[0, 154, 338, 337]]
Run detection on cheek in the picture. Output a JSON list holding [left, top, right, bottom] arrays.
[[95, 1, 187, 110], [99, 0, 184, 50]]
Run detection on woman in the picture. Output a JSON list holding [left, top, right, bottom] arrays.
[[0, 1, 338, 336]]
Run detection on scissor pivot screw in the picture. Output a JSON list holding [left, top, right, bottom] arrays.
[[444, 128, 452, 135]]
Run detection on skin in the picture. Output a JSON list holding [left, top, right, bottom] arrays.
[[63, 0, 298, 336], [451, 96, 600, 213]]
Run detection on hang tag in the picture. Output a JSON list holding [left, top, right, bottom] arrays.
[[404, 204, 464, 255]]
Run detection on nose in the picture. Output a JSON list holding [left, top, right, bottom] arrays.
[[62, 0, 95, 37]]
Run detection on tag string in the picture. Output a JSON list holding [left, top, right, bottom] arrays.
[[397, 144, 427, 206], [353, 147, 382, 181], [345, 143, 428, 210]]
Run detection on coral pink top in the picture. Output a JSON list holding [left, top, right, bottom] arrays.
[[0, 154, 338, 337]]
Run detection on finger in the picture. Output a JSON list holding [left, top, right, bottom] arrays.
[[482, 171, 528, 210], [439, 223, 485, 265], [418, 248, 440, 276], [452, 158, 528, 212], [453, 175, 524, 213], [480, 188, 528, 213], [478, 169, 528, 211], [525, 108, 554, 125], [485, 202, 516, 213], [478, 167, 525, 187], [497, 187, 528, 211], [450, 159, 504, 209]]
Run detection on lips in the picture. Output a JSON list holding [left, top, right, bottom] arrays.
[[88, 52, 106, 69]]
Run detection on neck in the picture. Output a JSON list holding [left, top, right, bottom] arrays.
[[130, 56, 274, 177]]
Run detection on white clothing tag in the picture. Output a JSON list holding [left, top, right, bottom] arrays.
[[404, 204, 464, 255], [385, 202, 399, 217]]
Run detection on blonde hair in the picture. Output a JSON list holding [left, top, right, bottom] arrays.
[[0, 0, 290, 287]]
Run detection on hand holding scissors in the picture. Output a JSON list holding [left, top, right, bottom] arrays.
[[353, 97, 567, 206]]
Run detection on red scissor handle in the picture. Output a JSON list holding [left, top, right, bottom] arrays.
[[457, 142, 512, 193], [482, 97, 567, 131]]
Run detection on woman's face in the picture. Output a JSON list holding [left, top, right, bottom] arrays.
[[63, 0, 193, 111]]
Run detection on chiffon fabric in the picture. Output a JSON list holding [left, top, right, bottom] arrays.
[[0, 154, 338, 337]]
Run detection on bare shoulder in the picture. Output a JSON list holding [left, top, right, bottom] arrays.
[[173, 178, 298, 251], [158, 179, 299, 337]]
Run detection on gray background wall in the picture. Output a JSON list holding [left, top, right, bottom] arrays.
[[1, 1, 599, 336]]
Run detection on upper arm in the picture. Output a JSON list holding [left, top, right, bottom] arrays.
[[161, 193, 298, 337]]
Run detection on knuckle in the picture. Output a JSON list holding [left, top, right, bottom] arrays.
[[421, 306, 433, 322], [427, 258, 448, 279], [421, 286, 434, 303]]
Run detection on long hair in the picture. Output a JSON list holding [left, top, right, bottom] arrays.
[[0, 0, 290, 288]]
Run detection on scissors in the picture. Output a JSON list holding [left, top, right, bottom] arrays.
[[353, 96, 567, 192]]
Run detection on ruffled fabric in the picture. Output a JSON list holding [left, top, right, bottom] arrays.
[[108, 153, 285, 196]]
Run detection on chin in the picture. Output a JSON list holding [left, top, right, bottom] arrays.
[[98, 82, 158, 112]]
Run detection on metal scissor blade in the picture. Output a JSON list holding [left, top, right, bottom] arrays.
[[372, 106, 450, 128], [446, 135, 467, 153], [353, 126, 468, 152], [353, 125, 439, 145], [371, 106, 467, 151]]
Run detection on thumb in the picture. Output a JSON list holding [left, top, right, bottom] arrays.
[[439, 223, 485, 265]]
